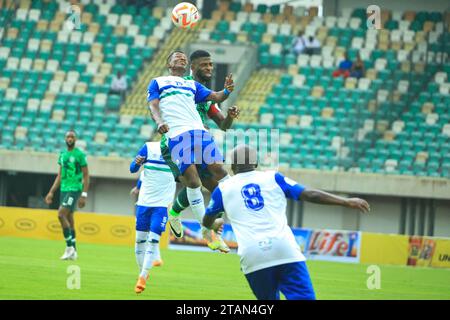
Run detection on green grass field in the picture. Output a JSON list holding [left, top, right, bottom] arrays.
[[1, 236, 449, 300]]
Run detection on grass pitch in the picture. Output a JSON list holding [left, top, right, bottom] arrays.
[[1, 236, 449, 300]]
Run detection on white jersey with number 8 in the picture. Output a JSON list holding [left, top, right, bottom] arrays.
[[206, 170, 307, 274]]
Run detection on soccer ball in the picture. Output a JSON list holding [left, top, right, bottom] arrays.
[[171, 2, 200, 29]]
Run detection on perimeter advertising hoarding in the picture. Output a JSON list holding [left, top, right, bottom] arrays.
[[170, 220, 361, 263]]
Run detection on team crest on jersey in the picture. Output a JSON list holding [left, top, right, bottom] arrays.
[[69, 156, 75, 163]]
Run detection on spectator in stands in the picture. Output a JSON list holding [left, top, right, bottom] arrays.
[[109, 71, 128, 101], [332, 52, 352, 78], [291, 31, 306, 56], [303, 35, 321, 55], [350, 54, 365, 79]]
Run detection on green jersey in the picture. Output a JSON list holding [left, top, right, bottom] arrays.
[[184, 75, 213, 124], [58, 148, 87, 192]]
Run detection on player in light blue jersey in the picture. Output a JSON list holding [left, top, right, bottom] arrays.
[[204, 145, 370, 300], [147, 51, 233, 249], [129, 141, 176, 294]]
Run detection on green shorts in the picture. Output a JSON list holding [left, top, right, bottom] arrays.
[[60, 191, 81, 212], [160, 135, 213, 182]]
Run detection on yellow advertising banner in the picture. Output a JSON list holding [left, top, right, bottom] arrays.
[[431, 239, 450, 268], [360, 232, 409, 266], [0, 206, 169, 248]]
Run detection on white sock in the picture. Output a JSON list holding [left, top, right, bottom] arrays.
[[135, 231, 148, 272], [154, 244, 161, 261], [140, 232, 160, 278], [187, 186, 205, 224]]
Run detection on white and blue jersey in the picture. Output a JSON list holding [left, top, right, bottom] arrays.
[[148, 76, 223, 174], [130, 142, 176, 208], [205, 170, 307, 274], [147, 76, 212, 139]]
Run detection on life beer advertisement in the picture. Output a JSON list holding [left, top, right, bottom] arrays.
[[170, 220, 361, 263], [298, 229, 361, 263]]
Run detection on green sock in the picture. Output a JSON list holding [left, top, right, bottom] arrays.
[[63, 228, 73, 247], [70, 228, 77, 250], [170, 188, 189, 217]]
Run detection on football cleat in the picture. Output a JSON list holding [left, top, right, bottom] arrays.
[[168, 207, 183, 238], [215, 234, 230, 254], [152, 259, 163, 267], [68, 250, 78, 261], [135, 276, 147, 294], [60, 247, 75, 260]]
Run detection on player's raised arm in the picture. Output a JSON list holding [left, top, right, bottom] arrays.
[[209, 105, 240, 131], [206, 73, 235, 103]]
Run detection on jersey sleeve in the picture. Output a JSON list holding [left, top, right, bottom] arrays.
[[130, 144, 148, 173], [205, 187, 225, 216], [57, 153, 62, 165], [194, 81, 213, 104], [207, 103, 221, 118], [78, 151, 87, 167], [136, 178, 142, 190], [274, 172, 305, 200], [147, 79, 160, 102]]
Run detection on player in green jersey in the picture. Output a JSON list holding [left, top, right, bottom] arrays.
[[161, 50, 240, 252], [45, 130, 90, 260]]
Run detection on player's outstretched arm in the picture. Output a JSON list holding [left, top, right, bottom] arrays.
[[300, 189, 370, 213], [206, 74, 235, 103], [45, 166, 61, 205]]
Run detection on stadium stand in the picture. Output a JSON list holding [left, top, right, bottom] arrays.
[[0, 0, 449, 178], [0, 0, 166, 158]]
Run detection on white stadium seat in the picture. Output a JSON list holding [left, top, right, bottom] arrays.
[[16, 8, 28, 20], [70, 31, 82, 43], [127, 24, 139, 37], [6, 57, 19, 69], [267, 23, 279, 35], [0, 47, 10, 59], [27, 99, 40, 111], [78, 51, 91, 64], [28, 39, 40, 51], [28, 9, 40, 21], [297, 54, 310, 67], [6, 88, 19, 100], [229, 21, 243, 33], [134, 35, 146, 47], [20, 58, 32, 71], [106, 13, 119, 25], [83, 32, 95, 44], [119, 14, 132, 26], [115, 44, 128, 56], [46, 60, 59, 72], [248, 12, 261, 24]]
